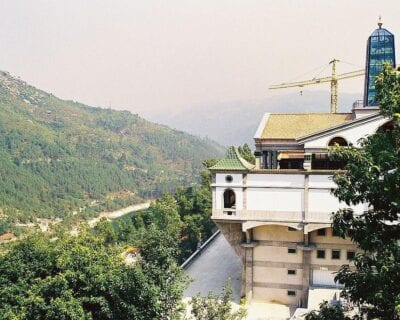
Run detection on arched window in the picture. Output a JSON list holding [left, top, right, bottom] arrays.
[[223, 189, 236, 209], [377, 121, 394, 133], [312, 137, 348, 170], [328, 137, 348, 147]]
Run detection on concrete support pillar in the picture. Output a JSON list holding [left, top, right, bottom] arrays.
[[245, 229, 252, 244], [303, 174, 309, 222], [241, 241, 258, 301], [241, 256, 246, 298], [243, 174, 247, 210], [212, 188, 216, 210], [301, 232, 311, 307], [245, 247, 254, 300]]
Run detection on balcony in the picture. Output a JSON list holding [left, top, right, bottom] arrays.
[[212, 209, 303, 222]]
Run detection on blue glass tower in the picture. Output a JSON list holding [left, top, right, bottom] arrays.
[[364, 22, 396, 106]]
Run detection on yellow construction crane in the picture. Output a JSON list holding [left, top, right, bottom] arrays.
[[269, 59, 365, 113]]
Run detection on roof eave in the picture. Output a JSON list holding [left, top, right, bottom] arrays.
[[296, 112, 383, 143], [209, 168, 250, 173], [254, 113, 270, 140], [209, 146, 255, 171]]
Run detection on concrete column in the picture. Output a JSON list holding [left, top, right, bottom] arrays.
[[241, 241, 258, 301], [301, 232, 311, 307], [245, 229, 252, 244], [212, 188, 216, 210], [245, 247, 254, 300], [303, 173, 309, 222], [241, 255, 246, 298], [243, 174, 247, 210]]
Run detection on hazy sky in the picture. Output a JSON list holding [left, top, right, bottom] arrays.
[[1, 1, 399, 116]]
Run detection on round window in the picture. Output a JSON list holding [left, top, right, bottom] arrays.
[[225, 175, 233, 183]]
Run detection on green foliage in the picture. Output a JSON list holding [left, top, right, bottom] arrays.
[[326, 64, 400, 319], [0, 224, 187, 320], [187, 282, 246, 320], [237, 144, 255, 164], [115, 163, 216, 263], [306, 301, 346, 320], [0, 72, 223, 227]]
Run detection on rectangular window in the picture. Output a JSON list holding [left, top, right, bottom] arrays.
[[288, 248, 297, 254], [317, 229, 326, 236], [317, 249, 325, 259], [288, 227, 297, 232], [347, 251, 355, 260], [288, 269, 296, 275], [287, 290, 296, 296], [332, 250, 341, 260]]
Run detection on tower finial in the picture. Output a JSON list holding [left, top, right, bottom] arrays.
[[378, 15, 382, 28]]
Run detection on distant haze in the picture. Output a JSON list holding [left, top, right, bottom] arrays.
[[153, 91, 361, 146], [1, 1, 398, 120]]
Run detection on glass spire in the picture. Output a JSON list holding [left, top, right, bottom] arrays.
[[364, 20, 396, 106]]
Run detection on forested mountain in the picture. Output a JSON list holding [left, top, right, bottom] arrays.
[[0, 71, 223, 225]]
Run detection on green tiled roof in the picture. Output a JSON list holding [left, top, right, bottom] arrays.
[[210, 146, 255, 171]]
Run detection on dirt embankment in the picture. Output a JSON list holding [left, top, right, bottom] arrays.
[[86, 202, 151, 227]]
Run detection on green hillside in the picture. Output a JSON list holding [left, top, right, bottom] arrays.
[[0, 71, 223, 225]]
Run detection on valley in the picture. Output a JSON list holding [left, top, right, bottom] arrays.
[[0, 71, 223, 235]]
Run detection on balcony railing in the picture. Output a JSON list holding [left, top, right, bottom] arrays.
[[212, 209, 340, 224], [307, 211, 333, 223], [212, 209, 303, 222]]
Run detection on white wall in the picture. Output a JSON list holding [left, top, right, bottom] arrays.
[[308, 175, 335, 188], [215, 173, 242, 185], [246, 174, 304, 212], [308, 175, 366, 216], [308, 189, 341, 214], [247, 174, 304, 187], [247, 188, 304, 212], [213, 172, 365, 220], [304, 117, 388, 149], [308, 189, 365, 217]]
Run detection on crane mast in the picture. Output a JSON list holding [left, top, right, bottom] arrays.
[[330, 59, 338, 113]]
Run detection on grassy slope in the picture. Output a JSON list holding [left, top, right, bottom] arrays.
[[0, 71, 223, 223]]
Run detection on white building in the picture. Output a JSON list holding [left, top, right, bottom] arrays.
[[210, 105, 391, 307], [210, 22, 397, 309]]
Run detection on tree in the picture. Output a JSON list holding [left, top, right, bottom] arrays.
[[237, 144, 255, 164], [305, 301, 347, 320], [187, 283, 246, 320], [93, 218, 116, 244], [0, 224, 187, 320], [138, 227, 188, 320], [325, 64, 400, 319]]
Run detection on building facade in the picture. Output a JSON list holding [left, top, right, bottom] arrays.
[[210, 109, 390, 307], [211, 22, 396, 308]]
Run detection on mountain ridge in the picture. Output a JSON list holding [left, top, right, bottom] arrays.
[[0, 70, 223, 226]]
